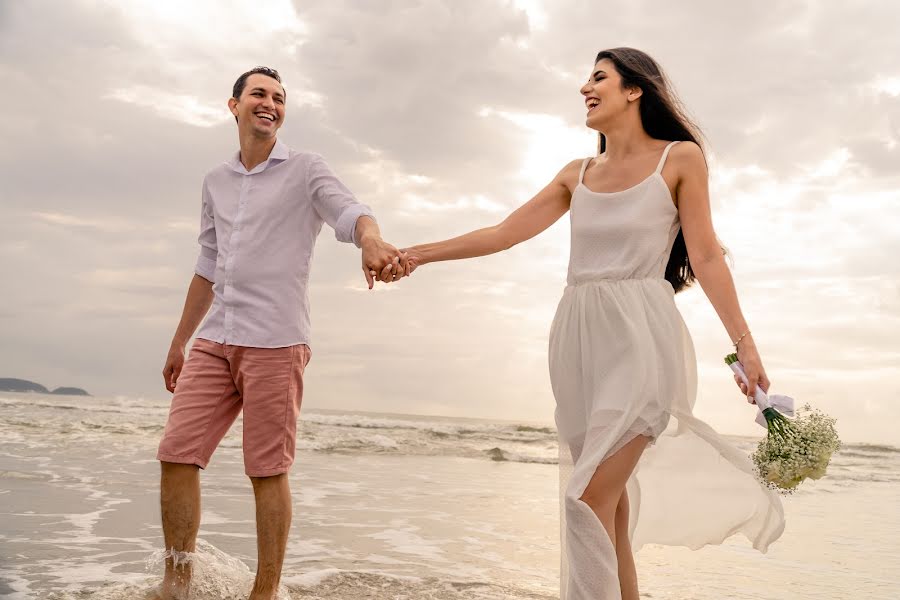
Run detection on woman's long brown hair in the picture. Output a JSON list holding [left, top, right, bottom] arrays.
[[595, 48, 707, 293]]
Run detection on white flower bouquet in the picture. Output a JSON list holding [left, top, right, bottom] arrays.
[[725, 353, 842, 494]]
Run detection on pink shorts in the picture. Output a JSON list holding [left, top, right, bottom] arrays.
[[157, 338, 311, 477]]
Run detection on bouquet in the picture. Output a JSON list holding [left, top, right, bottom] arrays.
[[725, 353, 841, 494]]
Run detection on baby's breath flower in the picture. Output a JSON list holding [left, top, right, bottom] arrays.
[[751, 403, 841, 494]]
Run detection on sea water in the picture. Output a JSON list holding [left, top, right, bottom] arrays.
[[1, 393, 898, 599]]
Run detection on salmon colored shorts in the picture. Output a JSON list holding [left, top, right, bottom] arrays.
[[157, 338, 311, 477]]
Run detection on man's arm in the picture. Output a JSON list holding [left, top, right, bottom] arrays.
[[307, 155, 406, 288], [162, 274, 214, 393]]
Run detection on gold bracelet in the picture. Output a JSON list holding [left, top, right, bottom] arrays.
[[732, 330, 751, 348]]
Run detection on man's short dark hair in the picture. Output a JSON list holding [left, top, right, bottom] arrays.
[[232, 66, 284, 100]]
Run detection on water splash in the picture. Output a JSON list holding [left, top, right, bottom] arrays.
[[48, 539, 289, 600]]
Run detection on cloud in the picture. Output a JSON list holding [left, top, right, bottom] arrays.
[[105, 85, 231, 127], [30, 211, 143, 233], [873, 76, 900, 97], [1, 0, 898, 444]]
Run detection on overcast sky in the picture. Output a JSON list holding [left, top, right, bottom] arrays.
[[1, 0, 898, 444]]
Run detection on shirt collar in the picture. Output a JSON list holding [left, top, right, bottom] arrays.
[[227, 138, 291, 174]]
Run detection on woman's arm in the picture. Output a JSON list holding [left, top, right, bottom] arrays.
[[673, 142, 770, 400], [407, 160, 581, 266]]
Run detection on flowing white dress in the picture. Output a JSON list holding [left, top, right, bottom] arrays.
[[548, 142, 785, 599]]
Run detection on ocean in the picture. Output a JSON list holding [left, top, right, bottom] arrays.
[[1, 392, 898, 599]]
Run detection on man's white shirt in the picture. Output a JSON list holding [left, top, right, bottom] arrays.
[[194, 139, 374, 347]]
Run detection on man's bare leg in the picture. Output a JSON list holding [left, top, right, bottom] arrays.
[[248, 473, 292, 600], [156, 462, 201, 600]]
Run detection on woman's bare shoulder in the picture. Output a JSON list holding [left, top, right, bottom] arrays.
[[555, 157, 591, 191], [669, 141, 706, 168]]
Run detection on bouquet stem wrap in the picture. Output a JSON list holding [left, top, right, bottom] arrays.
[[724, 353, 795, 428], [726, 355, 771, 410]]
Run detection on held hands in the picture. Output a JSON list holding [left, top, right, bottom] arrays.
[[401, 247, 423, 274], [732, 334, 771, 403], [360, 235, 413, 289]]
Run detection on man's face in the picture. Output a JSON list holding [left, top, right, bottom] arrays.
[[228, 74, 286, 137]]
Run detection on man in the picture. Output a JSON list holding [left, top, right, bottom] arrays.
[[154, 66, 407, 600]]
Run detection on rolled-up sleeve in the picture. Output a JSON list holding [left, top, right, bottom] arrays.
[[195, 179, 217, 282], [307, 154, 375, 247]]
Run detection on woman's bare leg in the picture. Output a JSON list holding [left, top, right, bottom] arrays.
[[577, 436, 649, 596], [615, 488, 639, 600]]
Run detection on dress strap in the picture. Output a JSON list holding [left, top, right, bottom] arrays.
[[578, 157, 592, 184], [654, 141, 680, 174]]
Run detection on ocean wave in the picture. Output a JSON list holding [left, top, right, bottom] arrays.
[[0, 469, 52, 481], [2, 418, 165, 437], [0, 397, 81, 411], [515, 425, 556, 434], [297, 435, 557, 465], [303, 412, 556, 439], [820, 471, 900, 484], [837, 450, 898, 461], [842, 443, 900, 455], [2, 410, 559, 464], [283, 568, 555, 599], [303, 413, 510, 436], [77, 422, 164, 435], [7, 398, 897, 471], [297, 433, 400, 453], [484, 447, 557, 464], [0, 396, 166, 418]]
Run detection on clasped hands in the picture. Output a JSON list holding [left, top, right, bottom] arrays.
[[360, 237, 421, 289]]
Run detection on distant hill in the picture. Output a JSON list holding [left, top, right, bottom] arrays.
[[50, 387, 90, 396], [0, 378, 48, 393], [0, 378, 90, 396]]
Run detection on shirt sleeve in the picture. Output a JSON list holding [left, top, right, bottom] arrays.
[[194, 178, 217, 282], [307, 154, 376, 247]]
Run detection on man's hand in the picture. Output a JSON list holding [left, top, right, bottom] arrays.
[[361, 235, 410, 289], [162, 343, 186, 393]]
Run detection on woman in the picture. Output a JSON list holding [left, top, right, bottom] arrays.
[[402, 48, 785, 599]]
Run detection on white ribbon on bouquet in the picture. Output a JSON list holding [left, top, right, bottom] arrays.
[[728, 359, 795, 428]]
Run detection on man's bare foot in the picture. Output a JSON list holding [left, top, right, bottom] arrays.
[[248, 580, 281, 600], [154, 562, 192, 600]]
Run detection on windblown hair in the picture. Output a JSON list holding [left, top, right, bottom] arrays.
[[595, 48, 707, 293]]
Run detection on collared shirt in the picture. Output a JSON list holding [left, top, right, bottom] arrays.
[[193, 139, 374, 348]]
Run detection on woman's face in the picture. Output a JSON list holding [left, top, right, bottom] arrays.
[[581, 58, 633, 131]]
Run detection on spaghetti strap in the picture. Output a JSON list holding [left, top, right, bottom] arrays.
[[578, 157, 592, 185], [654, 141, 680, 174]]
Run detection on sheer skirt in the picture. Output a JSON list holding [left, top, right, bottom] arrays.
[[549, 279, 784, 600]]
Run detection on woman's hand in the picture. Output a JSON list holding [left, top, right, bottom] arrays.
[[401, 247, 425, 275], [733, 334, 770, 404]]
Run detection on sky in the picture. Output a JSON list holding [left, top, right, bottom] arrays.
[[1, 0, 899, 444]]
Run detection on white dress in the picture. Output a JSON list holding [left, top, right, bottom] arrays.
[[548, 142, 785, 599]]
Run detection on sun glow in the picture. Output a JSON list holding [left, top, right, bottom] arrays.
[[478, 107, 595, 190]]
